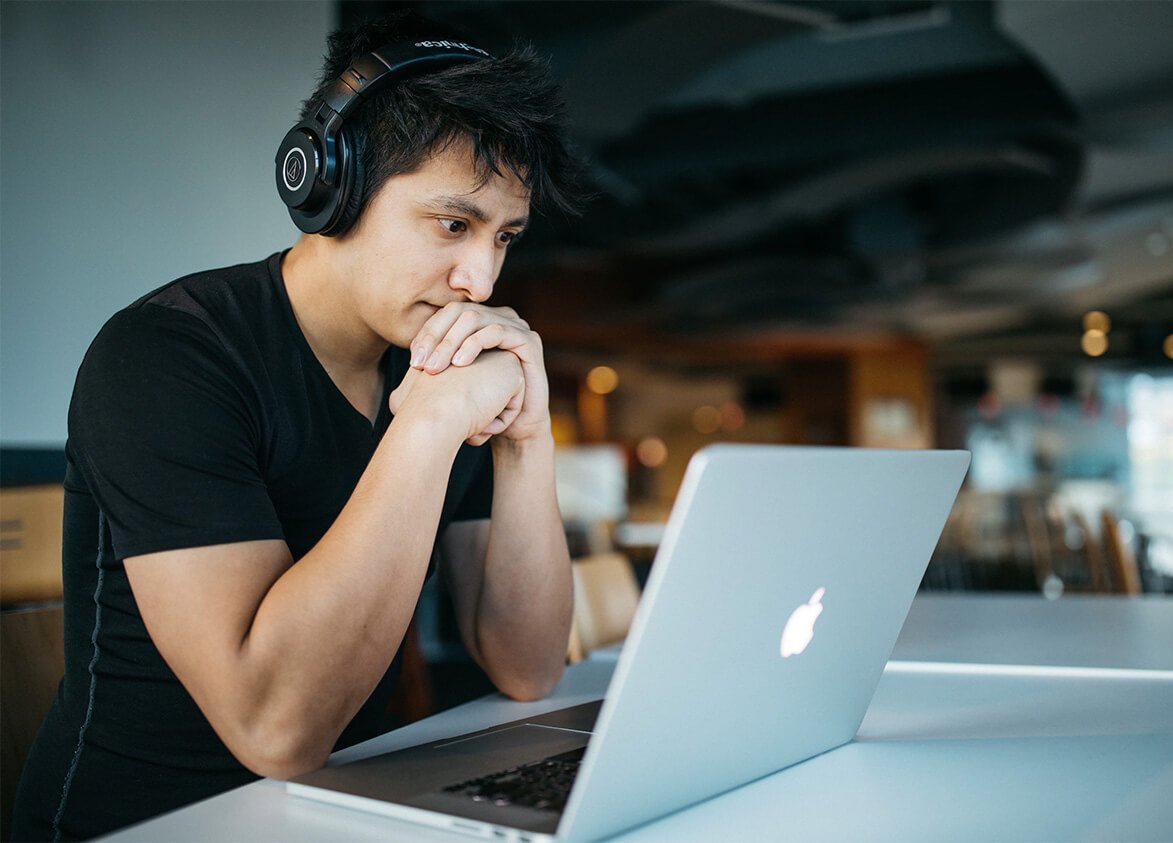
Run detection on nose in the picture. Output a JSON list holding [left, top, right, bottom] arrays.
[[448, 241, 499, 303]]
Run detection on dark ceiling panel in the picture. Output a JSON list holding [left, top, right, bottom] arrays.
[[338, 0, 1173, 370]]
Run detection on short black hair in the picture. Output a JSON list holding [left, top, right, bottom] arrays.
[[300, 11, 584, 232]]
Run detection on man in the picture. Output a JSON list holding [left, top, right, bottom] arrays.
[[14, 12, 581, 840]]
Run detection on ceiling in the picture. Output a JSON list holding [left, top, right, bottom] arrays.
[[346, 0, 1173, 374]]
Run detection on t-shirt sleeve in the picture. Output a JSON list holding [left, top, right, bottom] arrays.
[[68, 304, 285, 559]]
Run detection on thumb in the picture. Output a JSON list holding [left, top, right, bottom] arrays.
[[388, 368, 422, 415]]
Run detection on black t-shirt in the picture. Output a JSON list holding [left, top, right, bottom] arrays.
[[13, 253, 492, 841]]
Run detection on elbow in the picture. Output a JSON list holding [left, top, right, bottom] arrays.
[[239, 747, 327, 782], [496, 661, 565, 703], [475, 619, 570, 702], [225, 718, 334, 781]]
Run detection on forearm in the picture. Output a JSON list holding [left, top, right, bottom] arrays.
[[217, 353, 526, 774], [228, 411, 464, 775], [474, 433, 573, 700]]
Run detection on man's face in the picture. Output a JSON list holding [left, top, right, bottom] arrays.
[[338, 139, 531, 349]]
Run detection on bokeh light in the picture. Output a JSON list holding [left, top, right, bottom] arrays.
[[1081, 329, 1108, 357], [636, 436, 668, 468], [692, 405, 721, 434], [1082, 310, 1111, 333], [719, 402, 746, 432], [585, 366, 619, 395]]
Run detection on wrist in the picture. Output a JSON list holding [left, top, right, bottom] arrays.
[[491, 427, 556, 466], [390, 395, 471, 452]]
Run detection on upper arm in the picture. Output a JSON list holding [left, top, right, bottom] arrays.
[[124, 539, 293, 725], [439, 518, 491, 666], [71, 306, 284, 559]]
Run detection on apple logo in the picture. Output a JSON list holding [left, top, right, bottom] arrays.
[[780, 587, 825, 658]]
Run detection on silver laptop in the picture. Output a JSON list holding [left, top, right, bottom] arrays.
[[288, 444, 970, 842]]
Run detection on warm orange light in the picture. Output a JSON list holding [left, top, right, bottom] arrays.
[[585, 366, 619, 395], [1081, 329, 1108, 357], [1164, 334, 1173, 359], [636, 436, 668, 468], [1082, 310, 1111, 333], [719, 401, 746, 432], [692, 405, 721, 434]]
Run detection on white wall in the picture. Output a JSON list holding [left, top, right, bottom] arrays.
[[1, 1, 334, 445]]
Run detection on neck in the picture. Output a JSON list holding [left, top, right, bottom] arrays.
[[282, 235, 387, 377]]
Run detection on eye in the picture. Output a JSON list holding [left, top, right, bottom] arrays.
[[437, 218, 467, 235], [497, 230, 523, 247]]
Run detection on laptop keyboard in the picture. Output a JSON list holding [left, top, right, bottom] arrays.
[[441, 746, 586, 812]]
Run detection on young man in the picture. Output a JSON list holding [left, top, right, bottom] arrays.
[[14, 13, 581, 841]]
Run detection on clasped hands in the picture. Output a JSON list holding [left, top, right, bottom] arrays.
[[388, 303, 549, 446]]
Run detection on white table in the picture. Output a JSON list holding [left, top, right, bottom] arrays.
[[892, 593, 1173, 673], [104, 596, 1173, 842]]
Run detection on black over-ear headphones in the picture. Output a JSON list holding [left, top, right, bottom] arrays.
[[275, 37, 492, 236]]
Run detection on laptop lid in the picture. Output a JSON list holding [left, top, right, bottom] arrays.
[[287, 444, 968, 841], [557, 444, 969, 842]]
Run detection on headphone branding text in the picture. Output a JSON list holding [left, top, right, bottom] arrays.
[[414, 40, 490, 57]]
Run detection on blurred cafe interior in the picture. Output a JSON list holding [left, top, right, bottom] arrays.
[[1, 1, 1172, 838], [392, 0, 1173, 660], [447, 0, 1173, 597]]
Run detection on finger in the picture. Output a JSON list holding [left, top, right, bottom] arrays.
[[411, 304, 525, 369], [424, 309, 486, 373], [466, 389, 523, 445], [455, 328, 544, 375], [471, 407, 514, 442], [495, 375, 526, 430], [410, 306, 467, 369], [469, 372, 524, 442], [420, 309, 506, 373], [492, 306, 529, 330], [450, 323, 510, 367]]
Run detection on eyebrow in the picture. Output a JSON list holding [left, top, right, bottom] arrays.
[[428, 194, 529, 230]]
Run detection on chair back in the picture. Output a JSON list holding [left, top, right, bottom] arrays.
[[1101, 511, 1143, 595], [568, 553, 641, 663], [1, 485, 65, 605]]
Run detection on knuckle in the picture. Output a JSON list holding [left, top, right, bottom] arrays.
[[455, 310, 480, 330], [502, 307, 529, 329]]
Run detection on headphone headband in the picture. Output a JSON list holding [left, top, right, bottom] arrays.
[[276, 37, 493, 236]]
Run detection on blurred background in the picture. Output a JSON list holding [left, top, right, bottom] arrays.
[[4, 0, 1171, 595], [390, 0, 1173, 600], [2, 2, 1172, 810]]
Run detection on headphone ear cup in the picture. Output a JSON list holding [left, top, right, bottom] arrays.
[[275, 125, 325, 212], [286, 127, 349, 235], [327, 128, 365, 237]]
